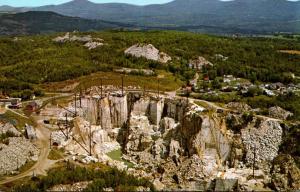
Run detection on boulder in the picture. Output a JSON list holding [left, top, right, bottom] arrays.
[[0, 123, 21, 136], [189, 56, 213, 70], [84, 41, 103, 50], [268, 106, 293, 120], [169, 139, 181, 159], [151, 138, 167, 160], [92, 129, 110, 144], [226, 102, 252, 113], [52, 32, 70, 43], [159, 52, 172, 63]]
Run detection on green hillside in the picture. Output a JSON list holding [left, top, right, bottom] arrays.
[[0, 30, 299, 95], [0, 11, 127, 36]]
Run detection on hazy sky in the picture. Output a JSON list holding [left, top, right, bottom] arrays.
[[0, 0, 173, 7], [0, 0, 299, 7]]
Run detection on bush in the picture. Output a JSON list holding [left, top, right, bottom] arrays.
[[12, 163, 155, 192], [242, 112, 254, 124]]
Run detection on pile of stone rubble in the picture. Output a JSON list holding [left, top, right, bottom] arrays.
[[0, 137, 39, 175], [53, 32, 104, 50], [0, 122, 21, 136]]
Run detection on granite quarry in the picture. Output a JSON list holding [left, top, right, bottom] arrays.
[[39, 86, 300, 191]]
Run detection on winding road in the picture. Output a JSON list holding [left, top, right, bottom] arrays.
[[0, 119, 57, 185], [0, 95, 68, 185]]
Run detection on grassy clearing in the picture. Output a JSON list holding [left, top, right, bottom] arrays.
[[0, 110, 36, 130], [48, 148, 65, 160], [106, 149, 134, 168], [18, 161, 36, 174], [43, 71, 183, 93], [43, 96, 73, 108]]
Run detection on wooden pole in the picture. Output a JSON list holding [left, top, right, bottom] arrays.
[[80, 87, 82, 108], [89, 125, 92, 156], [74, 93, 77, 117], [253, 145, 256, 178], [66, 113, 69, 139], [100, 78, 103, 98], [121, 76, 124, 96], [157, 78, 160, 98]]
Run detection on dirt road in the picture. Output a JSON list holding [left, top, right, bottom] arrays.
[[0, 120, 56, 185]]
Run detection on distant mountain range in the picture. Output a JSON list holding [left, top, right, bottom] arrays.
[[1, 0, 300, 34], [0, 11, 129, 35]]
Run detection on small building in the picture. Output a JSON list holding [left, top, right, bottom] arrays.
[[203, 74, 210, 81], [0, 98, 22, 109], [25, 124, 37, 140], [26, 101, 39, 112]]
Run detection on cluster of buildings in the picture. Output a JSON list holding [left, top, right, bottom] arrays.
[[188, 73, 300, 98], [0, 97, 41, 112]]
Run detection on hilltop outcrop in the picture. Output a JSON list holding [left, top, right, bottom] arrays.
[[125, 44, 171, 63], [53, 32, 104, 50]]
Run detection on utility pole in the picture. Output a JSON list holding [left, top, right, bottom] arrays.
[[89, 125, 92, 156], [100, 78, 103, 99], [66, 113, 69, 139], [252, 145, 257, 178], [157, 78, 160, 98], [74, 93, 77, 117], [79, 87, 82, 108], [121, 76, 124, 96]]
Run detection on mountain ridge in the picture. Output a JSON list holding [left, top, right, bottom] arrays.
[[0, 11, 129, 35], [1, 0, 300, 34]]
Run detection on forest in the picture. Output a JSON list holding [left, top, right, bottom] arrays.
[[11, 162, 154, 191], [0, 30, 299, 97]]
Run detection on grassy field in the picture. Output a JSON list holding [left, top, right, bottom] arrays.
[[48, 148, 65, 160], [42, 70, 184, 93], [0, 110, 36, 130], [106, 149, 134, 168], [17, 161, 36, 174]]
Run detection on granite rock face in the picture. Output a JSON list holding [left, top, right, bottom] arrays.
[[125, 44, 171, 63], [62, 91, 295, 191], [53, 33, 104, 50]]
